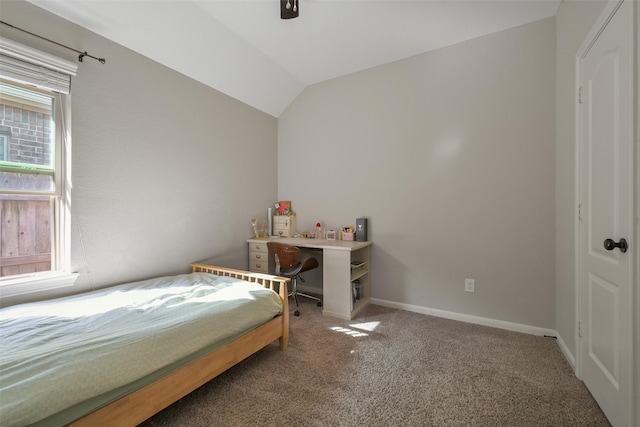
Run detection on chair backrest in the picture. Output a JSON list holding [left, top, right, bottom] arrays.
[[267, 242, 301, 272]]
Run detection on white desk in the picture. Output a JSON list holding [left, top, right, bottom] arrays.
[[247, 237, 372, 320]]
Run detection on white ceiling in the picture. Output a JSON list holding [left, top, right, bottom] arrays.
[[26, 0, 561, 117]]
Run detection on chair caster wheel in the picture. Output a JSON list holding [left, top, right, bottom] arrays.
[[317, 302, 322, 307], [294, 310, 300, 316]]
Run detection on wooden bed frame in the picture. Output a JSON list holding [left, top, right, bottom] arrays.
[[68, 263, 290, 427]]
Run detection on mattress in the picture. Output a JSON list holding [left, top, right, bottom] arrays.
[[0, 272, 283, 426]]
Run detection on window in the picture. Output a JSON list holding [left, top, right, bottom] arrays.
[[0, 133, 8, 161], [0, 38, 77, 293], [0, 81, 56, 277]]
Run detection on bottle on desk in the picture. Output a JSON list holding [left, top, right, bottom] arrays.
[[315, 222, 323, 239]]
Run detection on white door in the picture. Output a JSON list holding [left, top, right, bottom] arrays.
[[578, 1, 634, 426]]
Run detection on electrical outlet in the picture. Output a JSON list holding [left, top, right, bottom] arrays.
[[465, 279, 475, 293]]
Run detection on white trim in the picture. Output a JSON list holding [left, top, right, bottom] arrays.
[[370, 298, 557, 337], [0, 271, 78, 298], [634, 3, 639, 426], [54, 92, 72, 273], [573, 34, 585, 381], [556, 334, 576, 371]]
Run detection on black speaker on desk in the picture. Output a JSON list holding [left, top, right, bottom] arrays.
[[356, 218, 367, 242]]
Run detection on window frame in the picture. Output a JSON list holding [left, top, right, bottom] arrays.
[[0, 133, 7, 161], [0, 82, 77, 297]]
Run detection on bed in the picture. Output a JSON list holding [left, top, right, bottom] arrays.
[[0, 263, 290, 427]]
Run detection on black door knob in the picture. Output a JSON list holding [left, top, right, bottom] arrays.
[[603, 238, 628, 253]]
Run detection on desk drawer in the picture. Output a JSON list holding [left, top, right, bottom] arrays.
[[249, 260, 269, 273], [250, 251, 268, 262], [249, 242, 268, 253]]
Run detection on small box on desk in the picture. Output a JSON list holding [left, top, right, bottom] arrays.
[[273, 215, 296, 237], [341, 231, 354, 241]]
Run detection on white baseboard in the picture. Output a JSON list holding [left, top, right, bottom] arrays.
[[370, 297, 557, 337], [555, 333, 576, 371]]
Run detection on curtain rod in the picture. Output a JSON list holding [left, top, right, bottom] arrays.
[[0, 20, 106, 64]]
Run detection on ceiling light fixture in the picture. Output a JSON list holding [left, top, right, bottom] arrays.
[[281, 0, 299, 19]]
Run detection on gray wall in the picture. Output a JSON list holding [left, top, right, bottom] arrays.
[[279, 18, 556, 329], [554, 0, 608, 365], [1, 0, 278, 305]]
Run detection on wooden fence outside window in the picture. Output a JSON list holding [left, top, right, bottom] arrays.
[[0, 194, 52, 277]]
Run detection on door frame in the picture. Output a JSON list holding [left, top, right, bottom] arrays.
[[573, 0, 638, 425], [635, 3, 639, 424]]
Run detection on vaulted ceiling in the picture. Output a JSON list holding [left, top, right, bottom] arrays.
[[26, 0, 560, 117]]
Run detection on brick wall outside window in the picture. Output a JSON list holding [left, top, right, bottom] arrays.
[[0, 103, 52, 166]]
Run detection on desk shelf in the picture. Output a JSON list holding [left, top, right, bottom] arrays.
[[348, 245, 371, 318], [351, 269, 368, 282]]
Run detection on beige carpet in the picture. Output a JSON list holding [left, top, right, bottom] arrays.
[[141, 299, 610, 426]]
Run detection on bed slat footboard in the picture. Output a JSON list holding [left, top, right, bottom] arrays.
[[191, 263, 289, 350], [191, 263, 289, 291]]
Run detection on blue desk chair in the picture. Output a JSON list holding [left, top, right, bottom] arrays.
[[267, 241, 322, 316]]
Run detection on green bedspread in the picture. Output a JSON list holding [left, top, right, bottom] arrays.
[[0, 272, 283, 426]]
